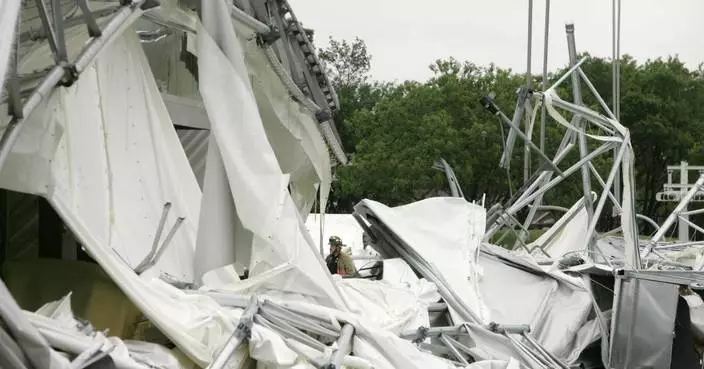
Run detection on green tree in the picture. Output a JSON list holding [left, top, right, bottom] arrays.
[[318, 37, 704, 222]]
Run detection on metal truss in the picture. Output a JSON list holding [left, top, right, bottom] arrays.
[[352, 203, 570, 368], [1, 0, 348, 171], [0, 0, 158, 173], [400, 324, 569, 368], [482, 23, 641, 268], [645, 174, 704, 259], [196, 288, 570, 369], [228, 0, 347, 165]]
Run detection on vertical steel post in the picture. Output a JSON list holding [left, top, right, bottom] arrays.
[[524, 0, 534, 183], [539, 0, 550, 152], [679, 161, 690, 243], [565, 24, 595, 255]]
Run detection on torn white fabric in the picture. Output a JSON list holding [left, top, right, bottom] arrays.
[[31, 293, 180, 369], [197, 0, 346, 308], [0, 27, 244, 365], [527, 200, 590, 260], [337, 278, 431, 334], [477, 253, 594, 363], [193, 136, 250, 284], [246, 43, 331, 215], [620, 143, 641, 269], [249, 324, 298, 366], [358, 197, 489, 323], [0, 279, 70, 369]]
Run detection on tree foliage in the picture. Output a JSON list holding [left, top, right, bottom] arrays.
[[318, 37, 704, 222]]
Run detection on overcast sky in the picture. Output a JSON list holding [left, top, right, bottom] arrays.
[[290, 0, 704, 82]]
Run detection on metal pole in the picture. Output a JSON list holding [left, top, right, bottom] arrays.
[[566, 24, 595, 254], [539, 0, 550, 152], [524, 0, 534, 183], [207, 299, 259, 369], [546, 56, 589, 92], [577, 68, 617, 121], [497, 110, 562, 174], [679, 161, 690, 243], [509, 142, 614, 212], [51, 0, 68, 62], [135, 202, 171, 271], [582, 142, 628, 251], [327, 324, 355, 369], [612, 0, 622, 213], [646, 173, 704, 254], [439, 334, 470, 366]]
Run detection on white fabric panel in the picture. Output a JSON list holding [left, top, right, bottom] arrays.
[[620, 146, 640, 268], [193, 137, 247, 283], [198, 0, 346, 308], [245, 42, 332, 213], [0, 28, 241, 365], [0, 28, 201, 280], [529, 202, 589, 259], [337, 278, 431, 334], [33, 293, 180, 369], [359, 197, 489, 323], [0, 0, 20, 92], [477, 254, 594, 363]]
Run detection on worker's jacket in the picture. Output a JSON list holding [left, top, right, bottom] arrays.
[[325, 252, 356, 276]]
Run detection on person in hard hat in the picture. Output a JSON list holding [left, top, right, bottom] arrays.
[[325, 236, 355, 276]]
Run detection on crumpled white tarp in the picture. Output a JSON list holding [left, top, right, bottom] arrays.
[[0, 0, 20, 92], [0, 278, 70, 369], [358, 197, 489, 322], [30, 293, 181, 369], [528, 203, 590, 260], [337, 277, 432, 334], [246, 41, 331, 216], [620, 143, 641, 268], [477, 252, 595, 363], [197, 0, 347, 308], [0, 25, 244, 365], [0, 26, 201, 281]]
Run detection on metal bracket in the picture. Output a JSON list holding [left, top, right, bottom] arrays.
[[58, 63, 79, 87], [134, 203, 185, 275], [487, 322, 531, 335], [315, 109, 332, 123], [76, 0, 103, 37], [207, 298, 260, 369], [256, 26, 281, 46], [412, 326, 429, 344]]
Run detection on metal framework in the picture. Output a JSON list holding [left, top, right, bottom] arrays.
[[481, 23, 643, 270], [1, 0, 349, 175], [353, 202, 570, 368], [0, 0, 157, 173]]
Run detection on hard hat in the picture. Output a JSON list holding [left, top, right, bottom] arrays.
[[329, 235, 343, 247]]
